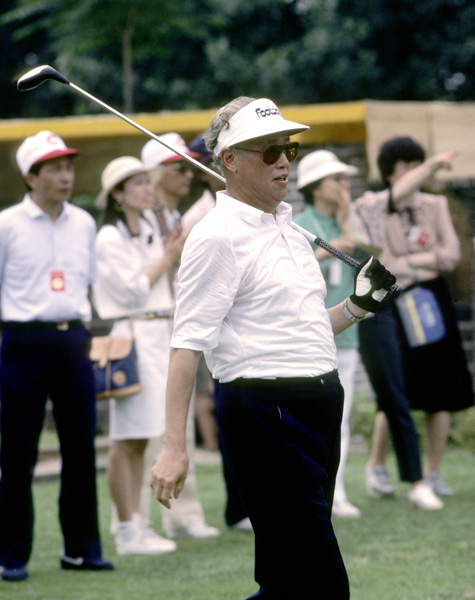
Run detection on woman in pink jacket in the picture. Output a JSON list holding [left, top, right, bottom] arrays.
[[352, 137, 473, 509]]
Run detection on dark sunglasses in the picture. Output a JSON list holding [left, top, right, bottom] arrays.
[[234, 142, 300, 165]]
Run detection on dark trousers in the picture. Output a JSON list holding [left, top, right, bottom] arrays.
[[217, 374, 350, 600], [358, 300, 423, 482], [214, 379, 249, 527], [0, 324, 102, 568]]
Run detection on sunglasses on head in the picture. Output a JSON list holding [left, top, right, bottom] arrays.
[[234, 142, 300, 165]]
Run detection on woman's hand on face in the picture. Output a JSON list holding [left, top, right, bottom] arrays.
[[336, 190, 351, 226]]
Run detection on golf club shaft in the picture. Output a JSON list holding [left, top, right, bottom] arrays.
[[18, 65, 399, 294], [67, 82, 226, 184]]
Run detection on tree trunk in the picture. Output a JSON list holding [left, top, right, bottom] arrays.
[[122, 9, 136, 113]]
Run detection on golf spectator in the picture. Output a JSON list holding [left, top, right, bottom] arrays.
[[352, 137, 473, 507], [0, 131, 113, 582], [95, 156, 183, 555]]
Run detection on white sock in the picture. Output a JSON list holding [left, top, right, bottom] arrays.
[[132, 513, 144, 530], [117, 519, 137, 542]]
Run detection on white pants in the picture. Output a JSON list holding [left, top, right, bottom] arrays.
[[334, 348, 359, 505], [139, 394, 206, 534]]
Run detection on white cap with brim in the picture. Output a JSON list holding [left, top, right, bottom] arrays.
[[214, 98, 309, 156], [297, 150, 358, 190], [96, 156, 147, 210], [16, 130, 80, 177], [141, 132, 201, 170]]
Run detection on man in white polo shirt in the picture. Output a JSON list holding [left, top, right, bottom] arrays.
[[151, 97, 395, 598], [0, 131, 113, 582]]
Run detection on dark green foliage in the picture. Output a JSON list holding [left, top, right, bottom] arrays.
[[2, 0, 475, 117]]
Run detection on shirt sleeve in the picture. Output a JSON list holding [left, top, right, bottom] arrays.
[[96, 226, 151, 308], [172, 226, 243, 351]]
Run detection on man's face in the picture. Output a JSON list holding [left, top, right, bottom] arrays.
[[27, 157, 75, 204], [230, 136, 292, 213], [159, 161, 194, 199]]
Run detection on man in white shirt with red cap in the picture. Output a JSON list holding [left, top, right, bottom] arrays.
[[0, 131, 113, 582], [151, 97, 396, 598]]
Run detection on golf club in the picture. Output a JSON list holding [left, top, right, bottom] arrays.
[[17, 64, 401, 296], [291, 222, 401, 296], [17, 65, 225, 184]]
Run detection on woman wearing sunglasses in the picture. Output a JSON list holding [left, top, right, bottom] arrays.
[[150, 96, 396, 599]]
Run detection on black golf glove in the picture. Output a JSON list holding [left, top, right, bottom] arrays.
[[350, 256, 396, 313]]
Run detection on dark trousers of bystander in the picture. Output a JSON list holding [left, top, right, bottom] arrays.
[[217, 373, 350, 600], [0, 323, 102, 569], [358, 299, 423, 483]]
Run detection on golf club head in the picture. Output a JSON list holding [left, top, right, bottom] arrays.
[[17, 65, 70, 91]]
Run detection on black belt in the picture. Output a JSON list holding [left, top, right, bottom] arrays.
[[3, 320, 83, 331], [224, 370, 340, 390]]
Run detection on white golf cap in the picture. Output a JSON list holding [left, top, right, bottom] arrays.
[[96, 156, 147, 209], [214, 98, 309, 156], [16, 130, 80, 177], [297, 150, 358, 190], [141, 133, 200, 169]]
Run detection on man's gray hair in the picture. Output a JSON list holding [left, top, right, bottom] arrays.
[[203, 96, 256, 170]]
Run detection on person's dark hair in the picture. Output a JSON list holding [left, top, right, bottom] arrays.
[[301, 180, 323, 205], [23, 161, 43, 192], [377, 136, 425, 185], [100, 179, 133, 233]]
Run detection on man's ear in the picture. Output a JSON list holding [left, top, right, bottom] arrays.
[[221, 148, 238, 173], [25, 172, 37, 190]]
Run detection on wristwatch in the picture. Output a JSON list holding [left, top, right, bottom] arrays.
[[342, 298, 364, 323]]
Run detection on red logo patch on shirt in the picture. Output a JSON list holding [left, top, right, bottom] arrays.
[[50, 270, 66, 292], [417, 231, 431, 247]]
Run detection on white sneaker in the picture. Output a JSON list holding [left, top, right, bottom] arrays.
[[365, 465, 395, 498], [425, 471, 454, 496], [408, 482, 444, 510], [116, 530, 177, 555], [167, 523, 220, 539], [141, 527, 178, 550], [332, 500, 361, 519], [229, 517, 253, 531]]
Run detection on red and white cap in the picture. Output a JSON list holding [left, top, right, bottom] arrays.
[[141, 133, 200, 169], [214, 98, 309, 157], [16, 130, 80, 177]]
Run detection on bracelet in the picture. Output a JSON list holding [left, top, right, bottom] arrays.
[[342, 298, 364, 323]]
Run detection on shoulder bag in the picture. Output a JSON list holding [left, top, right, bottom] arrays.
[[90, 319, 142, 399]]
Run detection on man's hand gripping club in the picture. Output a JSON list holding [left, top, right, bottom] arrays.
[[350, 256, 397, 313]]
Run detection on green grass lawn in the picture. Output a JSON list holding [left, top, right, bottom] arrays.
[[3, 446, 474, 599]]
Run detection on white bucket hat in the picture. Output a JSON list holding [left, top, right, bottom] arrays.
[[141, 133, 200, 170], [96, 156, 147, 209], [214, 98, 309, 156], [297, 150, 358, 190], [16, 130, 80, 177]]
